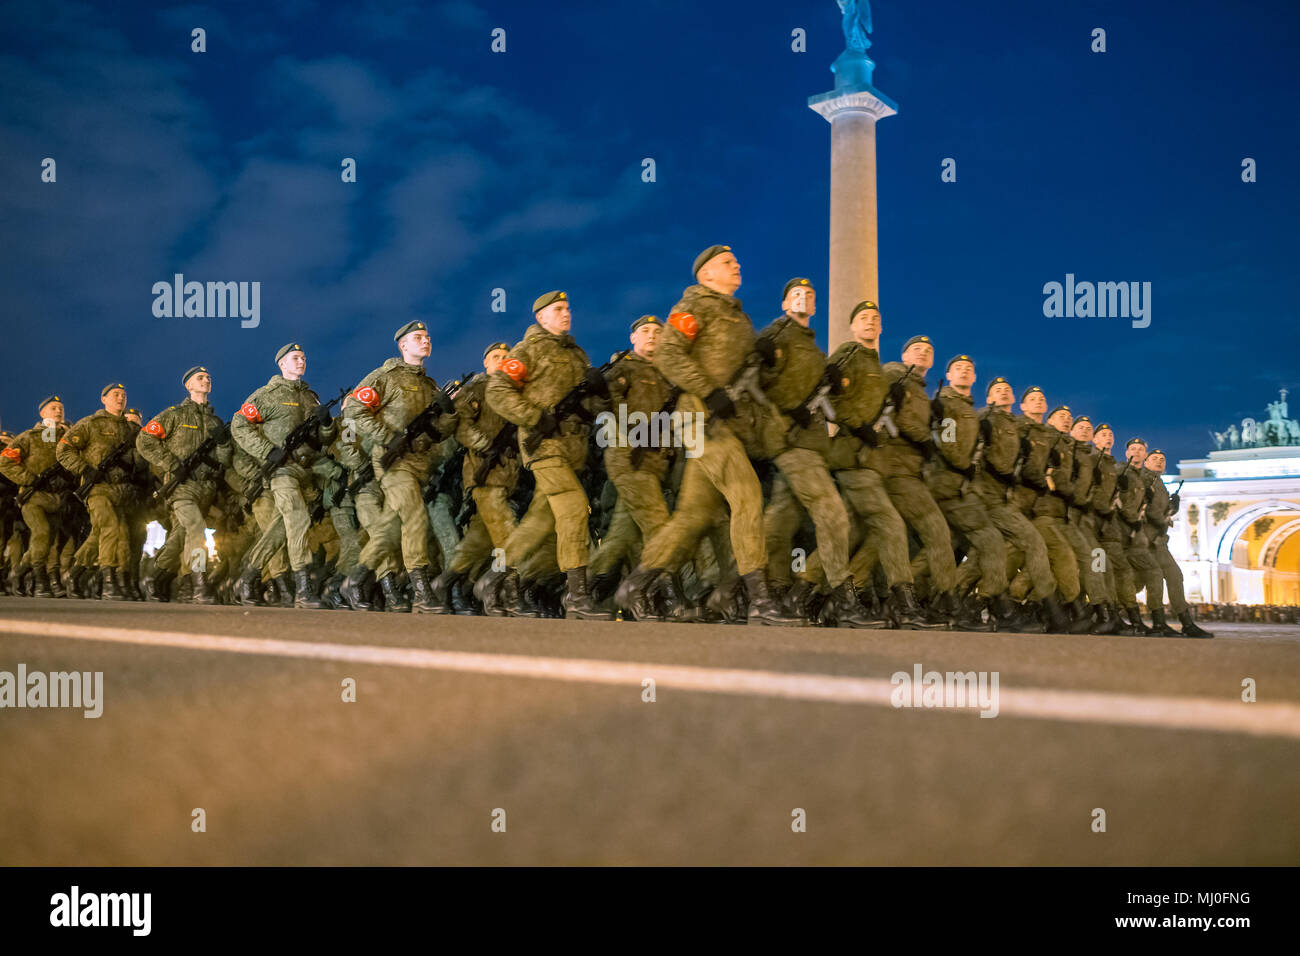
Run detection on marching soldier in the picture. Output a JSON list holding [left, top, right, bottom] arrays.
[[136, 366, 231, 604], [56, 383, 139, 600], [1141, 449, 1213, 638], [476, 291, 608, 620], [230, 344, 337, 609], [341, 321, 457, 613], [1067, 416, 1119, 633], [757, 279, 874, 627], [0, 395, 72, 597], [615, 246, 799, 626], [1092, 424, 1143, 634]]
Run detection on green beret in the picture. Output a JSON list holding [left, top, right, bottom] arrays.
[[1073, 415, 1092, 427], [37, 394, 62, 414], [532, 290, 568, 313], [275, 342, 304, 364], [1019, 385, 1044, 403], [1126, 437, 1147, 448], [102, 382, 127, 397], [180, 367, 206, 388], [393, 320, 427, 342], [985, 377, 1010, 396], [782, 277, 813, 299], [631, 314, 661, 333], [483, 341, 511, 359], [692, 244, 732, 277], [1094, 422, 1113, 434], [1047, 405, 1072, 421], [902, 335, 933, 352], [1148, 448, 1165, 457], [946, 354, 974, 372], [851, 300, 880, 321], [125, 408, 141, 419]]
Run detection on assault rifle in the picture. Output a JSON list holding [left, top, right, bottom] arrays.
[[243, 385, 349, 510], [471, 423, 519, 486], [521, 354, 625, 455], [75, 435, 137, 502], [629, 387, 682, 470], [16, 464, 74, 507], [875, 364, 916, 439], [379, 373, 471, 470], [152, 421, 230, 503]]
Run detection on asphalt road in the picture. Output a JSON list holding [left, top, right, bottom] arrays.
[[1, 596, 1297, 865]]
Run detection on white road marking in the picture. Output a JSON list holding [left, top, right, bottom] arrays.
[[2, 618, 1298, 740]]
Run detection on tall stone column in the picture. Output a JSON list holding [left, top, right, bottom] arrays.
[[809, 51, 897, 350]]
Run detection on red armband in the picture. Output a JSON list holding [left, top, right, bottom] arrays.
[[0, 447, 21, 462], [143, 420, 166, 439], [239, 403, 262, 423], [501, 358, 527, 384], [351, 385, 380, 409], [668, 312, 698, 341]]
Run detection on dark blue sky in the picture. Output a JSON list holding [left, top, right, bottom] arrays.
[[2, 0, 1297, 463]]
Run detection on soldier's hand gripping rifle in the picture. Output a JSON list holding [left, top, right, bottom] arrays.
[[785, 368, 839, 436], [74, 435, 137, 502], [379, 373, 472, 470], [629, 386, 682, 470], [152, 421, 230, 504], [521, 352, 627, 456], [1169, 479, 1184, 514], [874, 364, 916, 440], [704, 352, 771, 435], [243, 386, 350, 511], [471, 423, 519, 486], [16, 464, 74, 507]]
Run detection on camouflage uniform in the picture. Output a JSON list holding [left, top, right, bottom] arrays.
[[56, 409, 140, 581], [0, 421, 71, 582], [1016, 416, 1081, 602], [1136, 472, 1188, 616], [1067, 440, 1116, 607]]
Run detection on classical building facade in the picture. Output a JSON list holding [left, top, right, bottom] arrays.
[[1167, 390, 1300, 605]]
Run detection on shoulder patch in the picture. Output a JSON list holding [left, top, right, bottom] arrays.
[[239, 403, 262, 423], [501, 358, 527, 384], [668, 312, 698, 341], [352, 385, 380, 409], [1, 447, 21, 462], [143, 420, 166, 439]]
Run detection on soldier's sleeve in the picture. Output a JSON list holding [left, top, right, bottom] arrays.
[[230, 390, 277, 462], [486, 343, 544, 428], [1051, 444, 1075, 496], [343, 370, 394, 449], [212, 414, 233, 467], [654, 306, 719, 399], [55, 420, 90, 475], [0, 432, 35, 486], [454, 383, 493, 453], [756, 324, 787, 392], [136, 408, 180, 474], [937, 398, 973, 470]]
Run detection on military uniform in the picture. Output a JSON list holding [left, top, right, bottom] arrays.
[[0, 418, 72, 594], [1065, 434, 1118, 630], [56, 404, 140, 597]]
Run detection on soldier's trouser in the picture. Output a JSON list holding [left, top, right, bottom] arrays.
[[1100, 519, 1137, 606], [1127, 531, 1164, 610], [449, 486, 516, 575], [170, 484, 216, 574], [1032, 514, 1081, 602], [450, 513, 495, 575], [982, 502, 1054, 602], [267, 473, 313, 572], [764, 448, 850, 589], [86, 485, 131, 571], [75, 529, 99, 568], [128, 510, 148, 579], [1071, 510, 1115, 604], [352, 482, 390, 579], [883, 474, 956, 593], [837, 467, 913, 587], [935, 491, 1007, 597], [428, 493, 461, 573], [19, 496, 61, 570], [361, 469, 430, 573], [249, 493, 290, 577], [1153, 535, 1188, 615], [639, 427, 765, 576], [503, 457, 589, 573], [331, 505, 361, 576], [591, 465, 670, 575]]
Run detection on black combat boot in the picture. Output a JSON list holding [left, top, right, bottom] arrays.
[[1088, 603, 1117, 635], [924, 591, 957, 629], [588, 570, 623, 607], [819, 580, 888, 628], [100, 567, 124, 601], [744, 571, 803, 627], [294, 567, 324, 609], [320, 573, 346, 609], [1149, 607, 1180, 636], [142, 567, 173, 602], [1042, 593, 1072, 633], [992, 594, 1028, 633], [340, 565, 375, 611], [48, 567, 67, 598], [952, 593, 995, 632], [563, 566, 614, 620], [1067, 594, 1094, 634], [121, 570, 143, 601], [428, 570, 461, 614], [890, 583, 942, 630], [379, 573, 410, 613], [475, 567, 521, 616], [1177, 610, 1213, 638], [274, 572, 295, 608], [509, 578, 543, 618], [233, 566, 262, 606], [703, 575, 747, 624], [190, 569, 216, 605], [450, 575, 479, 615], [614, 566, 664, 622], [1124, 605, 1151, 635], [654, 572, 698, 622], [32, 566, 54, 599], [11, 563, 31, 596], [782, 580, 817, 625], [407, 566, 438, 613]]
